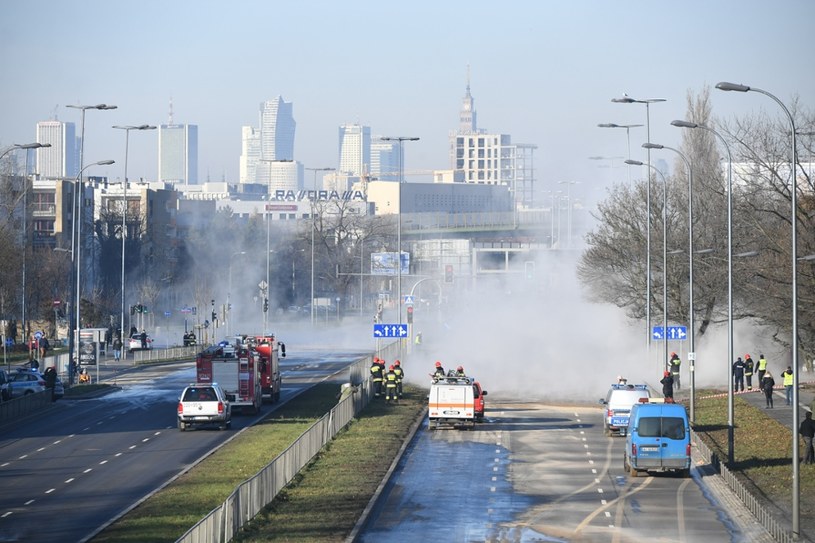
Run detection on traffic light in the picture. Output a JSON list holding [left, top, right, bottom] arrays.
[[212, 310, 217, 322], [263, 297, 269, 312], [406, 305, 414, 324], [444, 264, 453, 283]]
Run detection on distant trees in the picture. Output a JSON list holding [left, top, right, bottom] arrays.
[[578, 86, 815, 366]]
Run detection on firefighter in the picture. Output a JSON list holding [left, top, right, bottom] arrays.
[[431, 361, 445, 379], [384, 365, 398, 402], [455, 365, 466, 377], [370, 358, 383, 398], [660, 370, 674, 402], [393, 360, 404, 398], [744, 354, 755, 391], [669, 352, 681, 390]]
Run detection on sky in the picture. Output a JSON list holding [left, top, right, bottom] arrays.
[[2, 0, 814, 204]]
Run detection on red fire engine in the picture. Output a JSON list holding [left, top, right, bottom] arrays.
[[251, 335, 285, 403], [195, 342, 262, 414]]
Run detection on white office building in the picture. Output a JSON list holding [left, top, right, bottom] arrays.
[[36, 120, 77, 179], [338, 124, 370, 177], [239, 126, 261, 184], [158, 123, 198, 185]]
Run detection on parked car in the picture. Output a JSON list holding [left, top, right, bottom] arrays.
[[7, 368, 64, 400], [129, 333, 153, 352]]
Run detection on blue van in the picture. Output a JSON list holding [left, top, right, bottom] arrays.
[[624, 401, 691, 478]]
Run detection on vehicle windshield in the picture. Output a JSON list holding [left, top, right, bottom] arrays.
[[638, 416, 685, 439], [183, 387, 216, 401]]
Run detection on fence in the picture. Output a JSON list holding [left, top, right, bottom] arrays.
[[177, 342, 401, 543], [0, 390, 52, 425], [692, 429, 794, 543]]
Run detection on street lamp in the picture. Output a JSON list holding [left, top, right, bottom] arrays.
[[716, 81, 801, 538], [612, 96, 665, 363], [304, 166, 335, 326], [671, 119, 735, 436], [380, 136, 419, 341], [72, 160, 114, 379], [597, 123, 643, 185], [643, 142, 696, 422], [626, 158, 668, 375], [227, 251, 247, 337], [113, 125, 156, 346], [260, 158, 294, 333]]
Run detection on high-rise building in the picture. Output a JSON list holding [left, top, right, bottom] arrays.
[[260, 96, 295, 161], [158, 123, 198, 185], [370, 139, 399, 181], [239, 126, 261, 184], [338, 123, 370, 177], [36, 120, 77, 179]]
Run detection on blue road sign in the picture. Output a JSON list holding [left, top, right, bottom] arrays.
[[652, 326, 688, 340], [404, 295, 415, 305], [373, 324, 409, 338]]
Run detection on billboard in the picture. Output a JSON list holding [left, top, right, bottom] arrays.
[[371, 252, 409, 276]]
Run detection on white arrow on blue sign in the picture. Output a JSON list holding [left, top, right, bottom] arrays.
[[652, 326, 688, 340], [373, 324, 409, 338]]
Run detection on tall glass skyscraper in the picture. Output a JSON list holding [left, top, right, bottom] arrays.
[[36, 120, 77, 179], [158, 124, 198, 185], [338, 124, 370, 176], [260, 96, 295, 161]]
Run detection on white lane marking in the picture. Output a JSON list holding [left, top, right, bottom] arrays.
[[1, 462, 9, 467], [595, 478, 600, 483], [154, 432, 161, 436], [53, 440, 61, 444], [597, 488, 604, 494], [493, 467, 498, 472], [591, 468, 597, 474], [115, 453, 122, 457], [492, 476, 497, 481], [25, 500, 35, 505], [142, 438, 149, 443], [45, 488, 55, 494], [2, 512, 12, 518], [605, 512, 611, 517], [65, 478, 74, 483], [490, 487, 496, 492], [99, 460, 108, 465], [37, 447, 45, 452], [601, 499, 607, 505], [129, 445, 137, 450], [84, 469, 92, 473], [18, 455, 27, 459]]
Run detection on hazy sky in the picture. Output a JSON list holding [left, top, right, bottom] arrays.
[[2, 0, 813, 201]]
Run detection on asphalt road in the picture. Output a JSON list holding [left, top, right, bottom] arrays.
[[0, 348, 366, 543], [360, 402, 775, 543]]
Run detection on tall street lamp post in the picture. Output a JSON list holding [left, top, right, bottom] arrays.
[[260, 159, 294, 333], [643, 142, 696, 421], [612, 96, 665, 364], [626, 158, 669, 374], [380, 136, 419, 344], [304, 166, 335, 326], [597, 123, 643, 185], [716, 81, 801, 538], [113, 125, 156, 346], [72, 160, 115, 379], [671, 119, 734, 434]]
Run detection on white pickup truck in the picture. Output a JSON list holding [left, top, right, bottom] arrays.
[[428, 375, 476, 429], [177, 383, 232, 431]]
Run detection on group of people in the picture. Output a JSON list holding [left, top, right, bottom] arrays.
[[430, 361, 466, 380], [731, 353, 796, 409], [369, 357, 404, 402]]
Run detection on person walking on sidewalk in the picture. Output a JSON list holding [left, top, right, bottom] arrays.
[[781, 366, 794, 406], [112, 337, 122, 362], [800, 411, 815, 464], [762, 371, 775, 408]]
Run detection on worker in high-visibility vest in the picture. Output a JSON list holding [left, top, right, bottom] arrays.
[[781, 366, 794, 406], [757, 355, 769, 385], [393, 360, 404, 398], [384, 365, 398, 403], [370, 358, 383, 398]]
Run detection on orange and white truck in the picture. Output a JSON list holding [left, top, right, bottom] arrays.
[[428, 375, 477, 429], [195, 342, 262, 414]]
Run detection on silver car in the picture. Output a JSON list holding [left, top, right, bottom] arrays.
[[7, 368, 64, 400]]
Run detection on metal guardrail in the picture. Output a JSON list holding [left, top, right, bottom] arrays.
[[692, 428, 794, 543], [0, 390, 52, 425], [177, 342, 402, 543]]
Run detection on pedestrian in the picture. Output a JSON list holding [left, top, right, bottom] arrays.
[[660, 371, 674, 402], [669, 352, 681, 390], [744, 354, 755, 391], [112, 337, 122, 361], [384, 365, 398, 403], [39, 337, 50, 359], [129, 325, 138, 338], [29, 358, 40, 371], [757, 354, 768, 384], [370, 358, 383, 398], [781, 366, 794, 406], [762, 371, 775, 408], [431, 361, 445, 379], [733, 357, 746, 392], [393, 360, 404, 398], [140, 330, 148, 349], [800, 411, 815, 464], [43, 366, 57, 402]]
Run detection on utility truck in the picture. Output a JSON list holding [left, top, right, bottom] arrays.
[[428, 375, 477, 429]]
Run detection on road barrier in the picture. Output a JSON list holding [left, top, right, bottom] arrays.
[[0, 390, 52, 425]]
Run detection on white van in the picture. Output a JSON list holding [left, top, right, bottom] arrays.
[[624, 401, 691, 478], [428, 375, 476, 429], [600, 384, 650, 436]]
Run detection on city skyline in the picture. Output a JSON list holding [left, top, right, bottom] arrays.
[[2, 1, 813, 199]]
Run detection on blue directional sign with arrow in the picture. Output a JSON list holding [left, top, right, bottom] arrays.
[[373, 324, 409, 338], [652, 325, 688, 340]]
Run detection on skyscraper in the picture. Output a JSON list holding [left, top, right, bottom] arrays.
[[36, 120, 77, 179], [260, 96, 295, 161], [158, 123, 198, 185], [370, 139, 399, 181], [338, 123, 370, 177], [239, 126, 261, 184]]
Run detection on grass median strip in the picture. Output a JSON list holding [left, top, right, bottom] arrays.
[[92, 382, 426, 543]]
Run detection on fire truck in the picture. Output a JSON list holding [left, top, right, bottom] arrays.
[[195, 341, 262, 414], [250, 334, 285, 403]]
